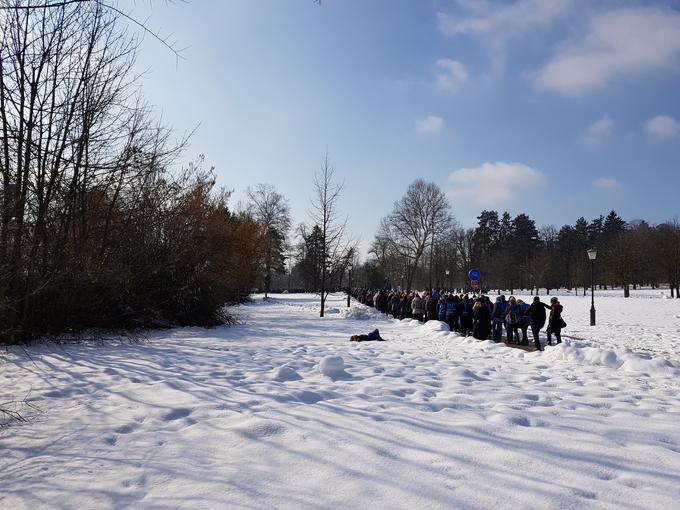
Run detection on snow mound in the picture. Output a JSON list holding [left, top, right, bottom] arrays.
[[548, 344, 679, 376], [271, 366, 302, 382], [317, 356, 348, 378], [423, 320, 450, 333], [231, 418, 287, 439], [619, 356, 677, 375], [450, 366, 488, 381], [342, 306, 382, 321], [325, 307, 340, 314]]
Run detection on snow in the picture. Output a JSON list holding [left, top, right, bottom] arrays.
[[1, 292, 680, 509], [271, 365, 303, 382], [317, 355, 348, 379]]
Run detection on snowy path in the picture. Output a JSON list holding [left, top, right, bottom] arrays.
[[2, 293, 680, 509]]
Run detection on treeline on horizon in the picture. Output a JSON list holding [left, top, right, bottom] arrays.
[[278, 180, 680, 300], [356, 209, 680, 297]]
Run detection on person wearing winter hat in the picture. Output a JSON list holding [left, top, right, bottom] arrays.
[[546, 297, 565, 345]]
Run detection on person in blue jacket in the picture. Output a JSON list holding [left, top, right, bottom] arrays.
[[445, 294, 459, 333], [491, 295, 507, 342], [437, 295, 447, 322], [460, 294, 474, 336], [517, 299, 531, 345]]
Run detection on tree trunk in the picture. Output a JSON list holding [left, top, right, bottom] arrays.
[[623, 283, 630, 298]]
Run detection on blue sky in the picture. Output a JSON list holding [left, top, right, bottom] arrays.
[[131, 0, 680, 254]]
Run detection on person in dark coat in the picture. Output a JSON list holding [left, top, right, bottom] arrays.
[[460, 294, 474, 336], [546, 297, 565, 345], [391, 292, 402, 319], [426, 292, 438, 321], [484, 296, 494, 340], [527, 296, 550, 350], [472, 298, 491, 340], [350, 329, 384, 342], [399, 292, 409, 320]]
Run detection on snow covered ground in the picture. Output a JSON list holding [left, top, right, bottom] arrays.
[[2, 292, 680, 509]]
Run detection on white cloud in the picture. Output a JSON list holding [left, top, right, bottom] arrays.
[[643, 115, 680, 138], [534, 7, 680, 97], [582, 115, 614, 146], [415, 115, 444, 134], [593, 178, 622, 190], [447, 161, 546, 207], [434, 58, 469, 92], [437, 0, 573, 40]]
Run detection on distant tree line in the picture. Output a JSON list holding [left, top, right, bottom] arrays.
[[339, 180, 679, 298]]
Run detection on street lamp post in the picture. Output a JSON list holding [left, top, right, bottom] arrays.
[[445, 269, 451, 291], [587, 248, 597, 326], [346, 265, 352, 308]]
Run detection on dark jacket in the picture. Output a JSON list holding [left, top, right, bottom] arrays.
[[473, 305, 491, 339], [391, 295, 401, 314], [527, 301, 550, 328], [548, 303, 564, 330]]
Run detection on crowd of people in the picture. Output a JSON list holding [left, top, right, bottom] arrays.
[[350, 287, 566, 351]]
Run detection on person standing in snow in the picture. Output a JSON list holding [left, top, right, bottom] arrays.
[[472, 298, 491, 340], [491, 295, 507, 342], [437, 295, 447, 323], [411, 292, 425, 322], [446, 294, 460, 333], [517, 299, 531, 345], [460, 294, 474, 336], [546, 297, 565, 345], [390, 292, 402, 319], [484, 296, 494, 340], [426, 291, 438, 322], [527, 296, 550, 350], [505, 296, 520, 344]]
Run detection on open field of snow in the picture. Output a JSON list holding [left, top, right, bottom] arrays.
[[2, 293, 680, 509]]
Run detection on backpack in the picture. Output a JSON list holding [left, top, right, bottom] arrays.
[[506, 305, 518, 325]]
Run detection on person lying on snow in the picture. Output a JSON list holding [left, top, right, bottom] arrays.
[[350, 329, 384, 342]]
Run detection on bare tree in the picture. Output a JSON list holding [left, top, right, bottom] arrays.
[[309, 151, 350, 317], [0, 1, 263, 343], [246, 183, 291, 299], [376, 179, 451, 291]]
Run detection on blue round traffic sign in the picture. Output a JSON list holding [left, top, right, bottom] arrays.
[[468, 268, 481, 281]]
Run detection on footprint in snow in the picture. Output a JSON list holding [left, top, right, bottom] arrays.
[[163, 408, 192, 421], [114, 423, 139, 434]]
